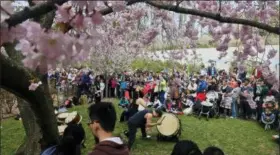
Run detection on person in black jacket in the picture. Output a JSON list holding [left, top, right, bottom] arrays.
[[41, 123, 85, 155], [207, 63, 217, 77], [94, 76, 101, 103], [171, 140, 202, 155]]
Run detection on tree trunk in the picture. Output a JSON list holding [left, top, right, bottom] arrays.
[[1, 10, 59, 154], [16, 98, 41, 155], [0, 52, 59, 152]]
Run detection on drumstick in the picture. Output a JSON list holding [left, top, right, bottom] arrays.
[[159, 116, 166, 124]]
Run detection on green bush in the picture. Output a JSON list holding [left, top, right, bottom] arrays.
[[131, 59, 185, 73]]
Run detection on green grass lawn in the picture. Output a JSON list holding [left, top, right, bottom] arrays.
[[1, 99, 278, 155]]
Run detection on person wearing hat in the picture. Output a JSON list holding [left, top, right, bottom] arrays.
[[124, 108, 163, 150]]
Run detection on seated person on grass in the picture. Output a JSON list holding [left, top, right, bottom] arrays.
[[119, 97, 129, 108]]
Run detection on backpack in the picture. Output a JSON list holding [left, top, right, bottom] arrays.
[[197, 81, 207, 92], [41, 145, 57, 155]]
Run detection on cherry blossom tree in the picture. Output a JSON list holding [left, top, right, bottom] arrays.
[[0, 0, 279, 154]]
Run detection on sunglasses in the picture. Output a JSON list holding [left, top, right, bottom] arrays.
[[87, 120, 93, 126]]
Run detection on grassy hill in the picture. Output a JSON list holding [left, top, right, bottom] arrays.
[[1, 99, 278, 155]]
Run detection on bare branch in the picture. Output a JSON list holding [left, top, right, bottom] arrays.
[[146, 1, 280, 35]]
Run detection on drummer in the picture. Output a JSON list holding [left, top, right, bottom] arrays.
[[125, 109, 162, 150]]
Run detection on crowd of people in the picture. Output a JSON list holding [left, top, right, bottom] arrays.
[[41, 63, 279, 155]]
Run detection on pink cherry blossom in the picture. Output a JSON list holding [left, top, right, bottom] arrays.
[[15, 39, 34, 56], [71, 1, 87, 8], [245, 7, 256, 18], [87, 1, 97, 11], [238, 64, 247, 73], [1, 1, 13, 22], [0, 25, 13, 45], [21, 21, 44, 42], [22, 53, 42, 70], [72, 13, 84, 29], [140, 28, 159, 45], [267, 9, 278, 17], [36, 31, 65, 59], [91, 11, 104, 25], [216, 42, 228, 51], [221, 25, 232, 34], [267, 49, 277, 59], [28, 81, 42, 91], [271, 81, 279, 91], [258, 10, 268, 23], [55, 4, 72, 23], [223, 35, 231, 43]]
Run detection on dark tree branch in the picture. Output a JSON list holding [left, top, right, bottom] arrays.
[[3, 0, 142, 29], [146, 1, 280, 35], [4, 0, 68, 28], [27, 0, 35, 7]]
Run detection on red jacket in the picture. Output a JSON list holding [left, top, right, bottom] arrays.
[[89, 141, 129, 155]]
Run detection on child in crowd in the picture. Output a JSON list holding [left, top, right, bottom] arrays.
[[119, 97, 129, 108], [153, 96, 162, 109]]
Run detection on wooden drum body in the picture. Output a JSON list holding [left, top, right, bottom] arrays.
[[156, 113, 181, 142]]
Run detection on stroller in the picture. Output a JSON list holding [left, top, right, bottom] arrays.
[[261, 97, 276, 130], [198, 91, 219, 120]]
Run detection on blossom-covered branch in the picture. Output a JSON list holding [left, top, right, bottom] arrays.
[[3, 0, 142, 28], [146, 1, 280, 35]]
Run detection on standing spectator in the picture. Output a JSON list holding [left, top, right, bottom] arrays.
[[94, 76, 101, 103], [100, 79, 105, 99], [231, 80, 242, 118], [158, 75, 167, 105], [207, 63, 217, 77], [255, 79, 269, 121], [238, 70, 247, 83], [200, 64, 207, 76], [120, 80, 128, 98], [110, 77, 117, 98], [220, 80, 233, 117], [240, 79, 255, 119], [229, 77, 238, 89]]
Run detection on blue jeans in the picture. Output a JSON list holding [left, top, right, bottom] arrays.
[[231, 98, 238, 118], [159, 91, 165, 105]]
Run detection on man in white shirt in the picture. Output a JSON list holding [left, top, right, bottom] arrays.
[[200, 64, 208, 76]]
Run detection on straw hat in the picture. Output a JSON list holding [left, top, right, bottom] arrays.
[[58, 125, 67, 135], [65, 111, 83, 124]]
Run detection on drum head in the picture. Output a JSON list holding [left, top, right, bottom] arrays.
[[157, 113, 180, 136]]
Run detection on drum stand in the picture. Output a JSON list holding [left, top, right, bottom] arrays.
[[156, 134, 179, 142]]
